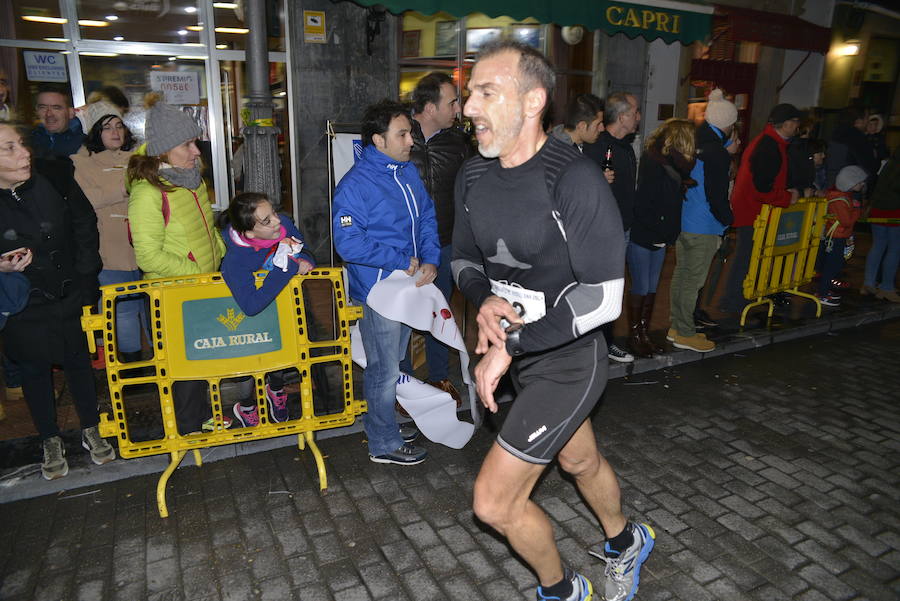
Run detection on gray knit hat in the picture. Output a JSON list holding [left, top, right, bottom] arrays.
[[145, 101, 201, 156], [705, 89, 738, 130], [835, 165, 868, 192]]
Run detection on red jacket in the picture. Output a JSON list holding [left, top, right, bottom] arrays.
[[824, 189, 861, 239], [731, 124, 793, 227]]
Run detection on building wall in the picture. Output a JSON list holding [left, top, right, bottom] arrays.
[[288, 0, 399, 265]]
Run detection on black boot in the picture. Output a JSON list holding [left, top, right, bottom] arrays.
[[640, 293, 666, 354], [627, 294, 653, 358]]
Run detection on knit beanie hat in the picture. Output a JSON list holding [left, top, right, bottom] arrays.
[[705, 89, 737, 130], [76, 100, 122, 133], [835, 165, 868, 192], [144, 96, 201, 157], [768, 103, 802, 125]]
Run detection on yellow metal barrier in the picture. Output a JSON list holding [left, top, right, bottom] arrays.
[[741, 198, 828, 326], [81, 268, 365, 517]]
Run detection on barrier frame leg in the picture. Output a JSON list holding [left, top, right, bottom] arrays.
[[740, 298, 773, 327], [789, 290, 823, 318], [157, 450, 189, 518], [302, 431, 328, 491]]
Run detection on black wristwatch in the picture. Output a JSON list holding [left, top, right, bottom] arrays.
[[505, 322, 525, 357]]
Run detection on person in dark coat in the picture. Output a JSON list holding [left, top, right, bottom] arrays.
[[825, 107, 877, 188], [0, 121, 115, 480], [401, 72, 473, 404], [583, 91, 641, 364], [629, 119, 696, 357]]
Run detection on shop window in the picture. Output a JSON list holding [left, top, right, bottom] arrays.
[[218, 59, 292, 211], [76, 1, 202, 45], [214, 0, 285, 52], [7, 0, 66, 41]]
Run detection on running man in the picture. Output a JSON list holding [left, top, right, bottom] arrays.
[[452, 40, 655, 601]]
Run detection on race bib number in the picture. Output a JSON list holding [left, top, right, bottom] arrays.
[[490, 279, 545, 325]]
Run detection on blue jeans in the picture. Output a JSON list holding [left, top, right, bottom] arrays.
[[864, 225, 900, 292], [399, 244, 453, 380], [354, 299, 410, 456], [626, 241, 666, 295], [98, 269, 148, 354]]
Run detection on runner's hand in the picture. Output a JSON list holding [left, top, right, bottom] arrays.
[[475, 295, 521, 354], [405, 257, 420, 276], [416, 263, 437, 287], [603, 169, 615, 184], [475, 344, 512, 413]]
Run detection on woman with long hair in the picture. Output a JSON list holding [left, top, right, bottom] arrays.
[[72, 102, 146, 363], [127, 97, 225, 434], [628, 118, 696, 357]]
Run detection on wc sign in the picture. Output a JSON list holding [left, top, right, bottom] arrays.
[[23, 51, 68, 83]]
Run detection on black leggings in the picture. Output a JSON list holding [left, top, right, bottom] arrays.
[[19, 349, 99, 441]]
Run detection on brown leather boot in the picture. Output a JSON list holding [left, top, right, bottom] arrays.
[[627, 294, 653, 358], [640, 293, 666, 354]]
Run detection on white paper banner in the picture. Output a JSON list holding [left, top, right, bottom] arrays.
[[350, 270, 481, 449]]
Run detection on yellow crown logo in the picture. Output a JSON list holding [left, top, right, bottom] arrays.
[[217, 307, 246, 331]]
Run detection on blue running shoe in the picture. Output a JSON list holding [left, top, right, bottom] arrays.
[[590, 522, 655, 601], [536, 568, 593, 601]]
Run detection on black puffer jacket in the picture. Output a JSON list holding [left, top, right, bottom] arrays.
[[409, 119, 473, 247], [0, 161, 101, 362]]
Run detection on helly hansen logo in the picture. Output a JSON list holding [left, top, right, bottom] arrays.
[[527, 425, 547, 443], [340, 215, 353, 228]]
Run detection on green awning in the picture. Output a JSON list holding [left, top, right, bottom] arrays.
[[351, 0, 713, 45]]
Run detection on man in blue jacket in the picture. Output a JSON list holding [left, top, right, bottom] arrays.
[[31, 84, 84, 159], [333, 99, 441, 465]]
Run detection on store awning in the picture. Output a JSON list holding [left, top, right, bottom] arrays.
[[714, 4, 831, 54], [350, 0, 714, 45]]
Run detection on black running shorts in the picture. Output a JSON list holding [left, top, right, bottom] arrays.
[[497, 336, 608, 464]]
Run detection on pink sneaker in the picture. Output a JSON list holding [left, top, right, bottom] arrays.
[[233, 402, 259, 427], [267, 386, 289, 422]]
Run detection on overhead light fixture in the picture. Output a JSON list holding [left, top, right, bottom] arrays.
[[836, 42, 860, 56], [61, 50, 71, 54], [43, 37, 70, 42], [22, 15, 67, 24], [176, 55, 207, 60], [215, 44, 228, 49], [185, 6, 198, 13], [78, 20, 110, 27], [168, 56, 177, 61], [105, 15, 118, 21], [184, 42, 205, 46], [213, 2, 239, 8], [80, 51, 119, 56], [186, 25, 203, 31], [178, 29, 189, 35], [215, 27, 249, 34], [113, 36, 124, 41], [276, 91, 286, 97]]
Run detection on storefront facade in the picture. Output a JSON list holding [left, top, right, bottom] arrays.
[[0, 0, 298, 214]]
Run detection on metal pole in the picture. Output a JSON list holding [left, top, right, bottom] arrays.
[[242, 0, 281, 205]]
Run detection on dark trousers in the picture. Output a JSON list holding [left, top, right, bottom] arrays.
[[817, 238, 847, 296], [719, 226, 755, 313], [173, 380, 210, 435], [19, 349, 99, 440]]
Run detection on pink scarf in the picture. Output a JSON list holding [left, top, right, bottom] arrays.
[[238, 224, 287, 249]]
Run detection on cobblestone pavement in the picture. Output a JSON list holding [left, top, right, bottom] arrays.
[[1, 320, 899, 601]]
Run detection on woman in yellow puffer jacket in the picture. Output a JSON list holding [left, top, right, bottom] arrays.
[[126, 96, 225, 434]]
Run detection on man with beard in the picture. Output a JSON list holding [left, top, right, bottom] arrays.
[[453, 41, 655, 601]]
